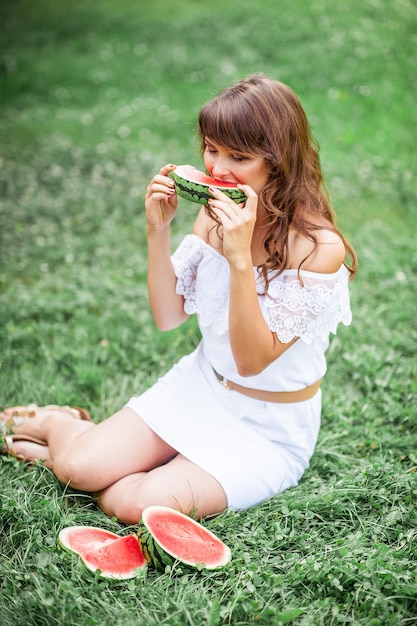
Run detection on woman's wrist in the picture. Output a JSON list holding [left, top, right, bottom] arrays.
[[227, 253, 253, 274], [146, 224, 170, 238]]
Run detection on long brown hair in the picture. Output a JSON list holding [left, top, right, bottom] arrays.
[[198, 74, 357, 288]]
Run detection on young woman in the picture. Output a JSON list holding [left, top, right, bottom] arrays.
[[1, 74, 357, 523]]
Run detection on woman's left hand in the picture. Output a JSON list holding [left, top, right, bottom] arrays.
[[207, 184, 258, 267]]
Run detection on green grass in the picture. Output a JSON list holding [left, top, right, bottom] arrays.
[[1, 0, 416, 624]]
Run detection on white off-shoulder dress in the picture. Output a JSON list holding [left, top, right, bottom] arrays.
[[126, 234, 352, 510]]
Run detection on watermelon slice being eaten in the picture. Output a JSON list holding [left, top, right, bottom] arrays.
[[171, 164, 247, 205], [58, 526, 147, 579]]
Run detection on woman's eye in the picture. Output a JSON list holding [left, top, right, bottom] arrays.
[[205, 145, 217, 154], [232, 155, 246, 162]]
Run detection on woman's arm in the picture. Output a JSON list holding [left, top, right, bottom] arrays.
[[207, 185, 345, 377], [207, 184, 292, 376], [228, 260, 297, 376], [145, 164, 189, 330]]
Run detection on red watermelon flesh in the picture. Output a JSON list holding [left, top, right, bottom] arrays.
[[81, 535, 147, 578], [141, 505, 231, 568], [174, 165, 239, 188], [58, 526, 147, 579], [59, 526, 119, 554]]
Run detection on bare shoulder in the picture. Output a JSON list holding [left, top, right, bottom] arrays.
[[288, 225, 346, 274]]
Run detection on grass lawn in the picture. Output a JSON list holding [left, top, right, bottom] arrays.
[[0, 0, 416, 624]]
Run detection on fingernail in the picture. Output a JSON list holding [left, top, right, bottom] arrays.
[[208, 186, 216, 193]]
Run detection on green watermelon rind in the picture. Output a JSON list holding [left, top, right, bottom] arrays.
[[138, 505, 232, 571], [58, 526, 148, 580], [138, 525, 175, 571], [171, 166, 247, 205]]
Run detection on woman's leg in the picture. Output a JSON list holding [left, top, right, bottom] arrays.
[[1, 406, 177, 492], [96, 454, 228, 524]]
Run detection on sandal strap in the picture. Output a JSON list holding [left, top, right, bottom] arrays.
[[0, 404, 90, 441], [44, 405, 90, 421]]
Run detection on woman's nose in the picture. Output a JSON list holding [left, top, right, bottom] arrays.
[[211, 157, 231, 180]]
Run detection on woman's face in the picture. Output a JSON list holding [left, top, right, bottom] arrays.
[[203, 138, 269, 196]]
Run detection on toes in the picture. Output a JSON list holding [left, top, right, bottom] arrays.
[[3, 440, 51, 463]]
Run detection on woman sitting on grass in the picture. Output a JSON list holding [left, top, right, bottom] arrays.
[[1, 74, 357, 523]]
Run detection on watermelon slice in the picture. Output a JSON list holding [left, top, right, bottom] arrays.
[[58, 526, 147, 579], [58, 507, 231, 577], [171, 164, 247, 205], [138, 505, 231, 570]]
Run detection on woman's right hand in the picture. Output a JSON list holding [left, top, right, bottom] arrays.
[[145, 164, 178, 232]]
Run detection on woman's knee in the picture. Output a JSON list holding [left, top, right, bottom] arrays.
[[96, 476, 154, 524], [52, 447, 102, 490]]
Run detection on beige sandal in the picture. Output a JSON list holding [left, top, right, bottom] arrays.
[[1, 403, 90, 457]]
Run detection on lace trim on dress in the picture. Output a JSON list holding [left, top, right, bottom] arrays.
[[258, 272, 352, 344], [172, 234, 352, 343], [172, 235, 230, 330]]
